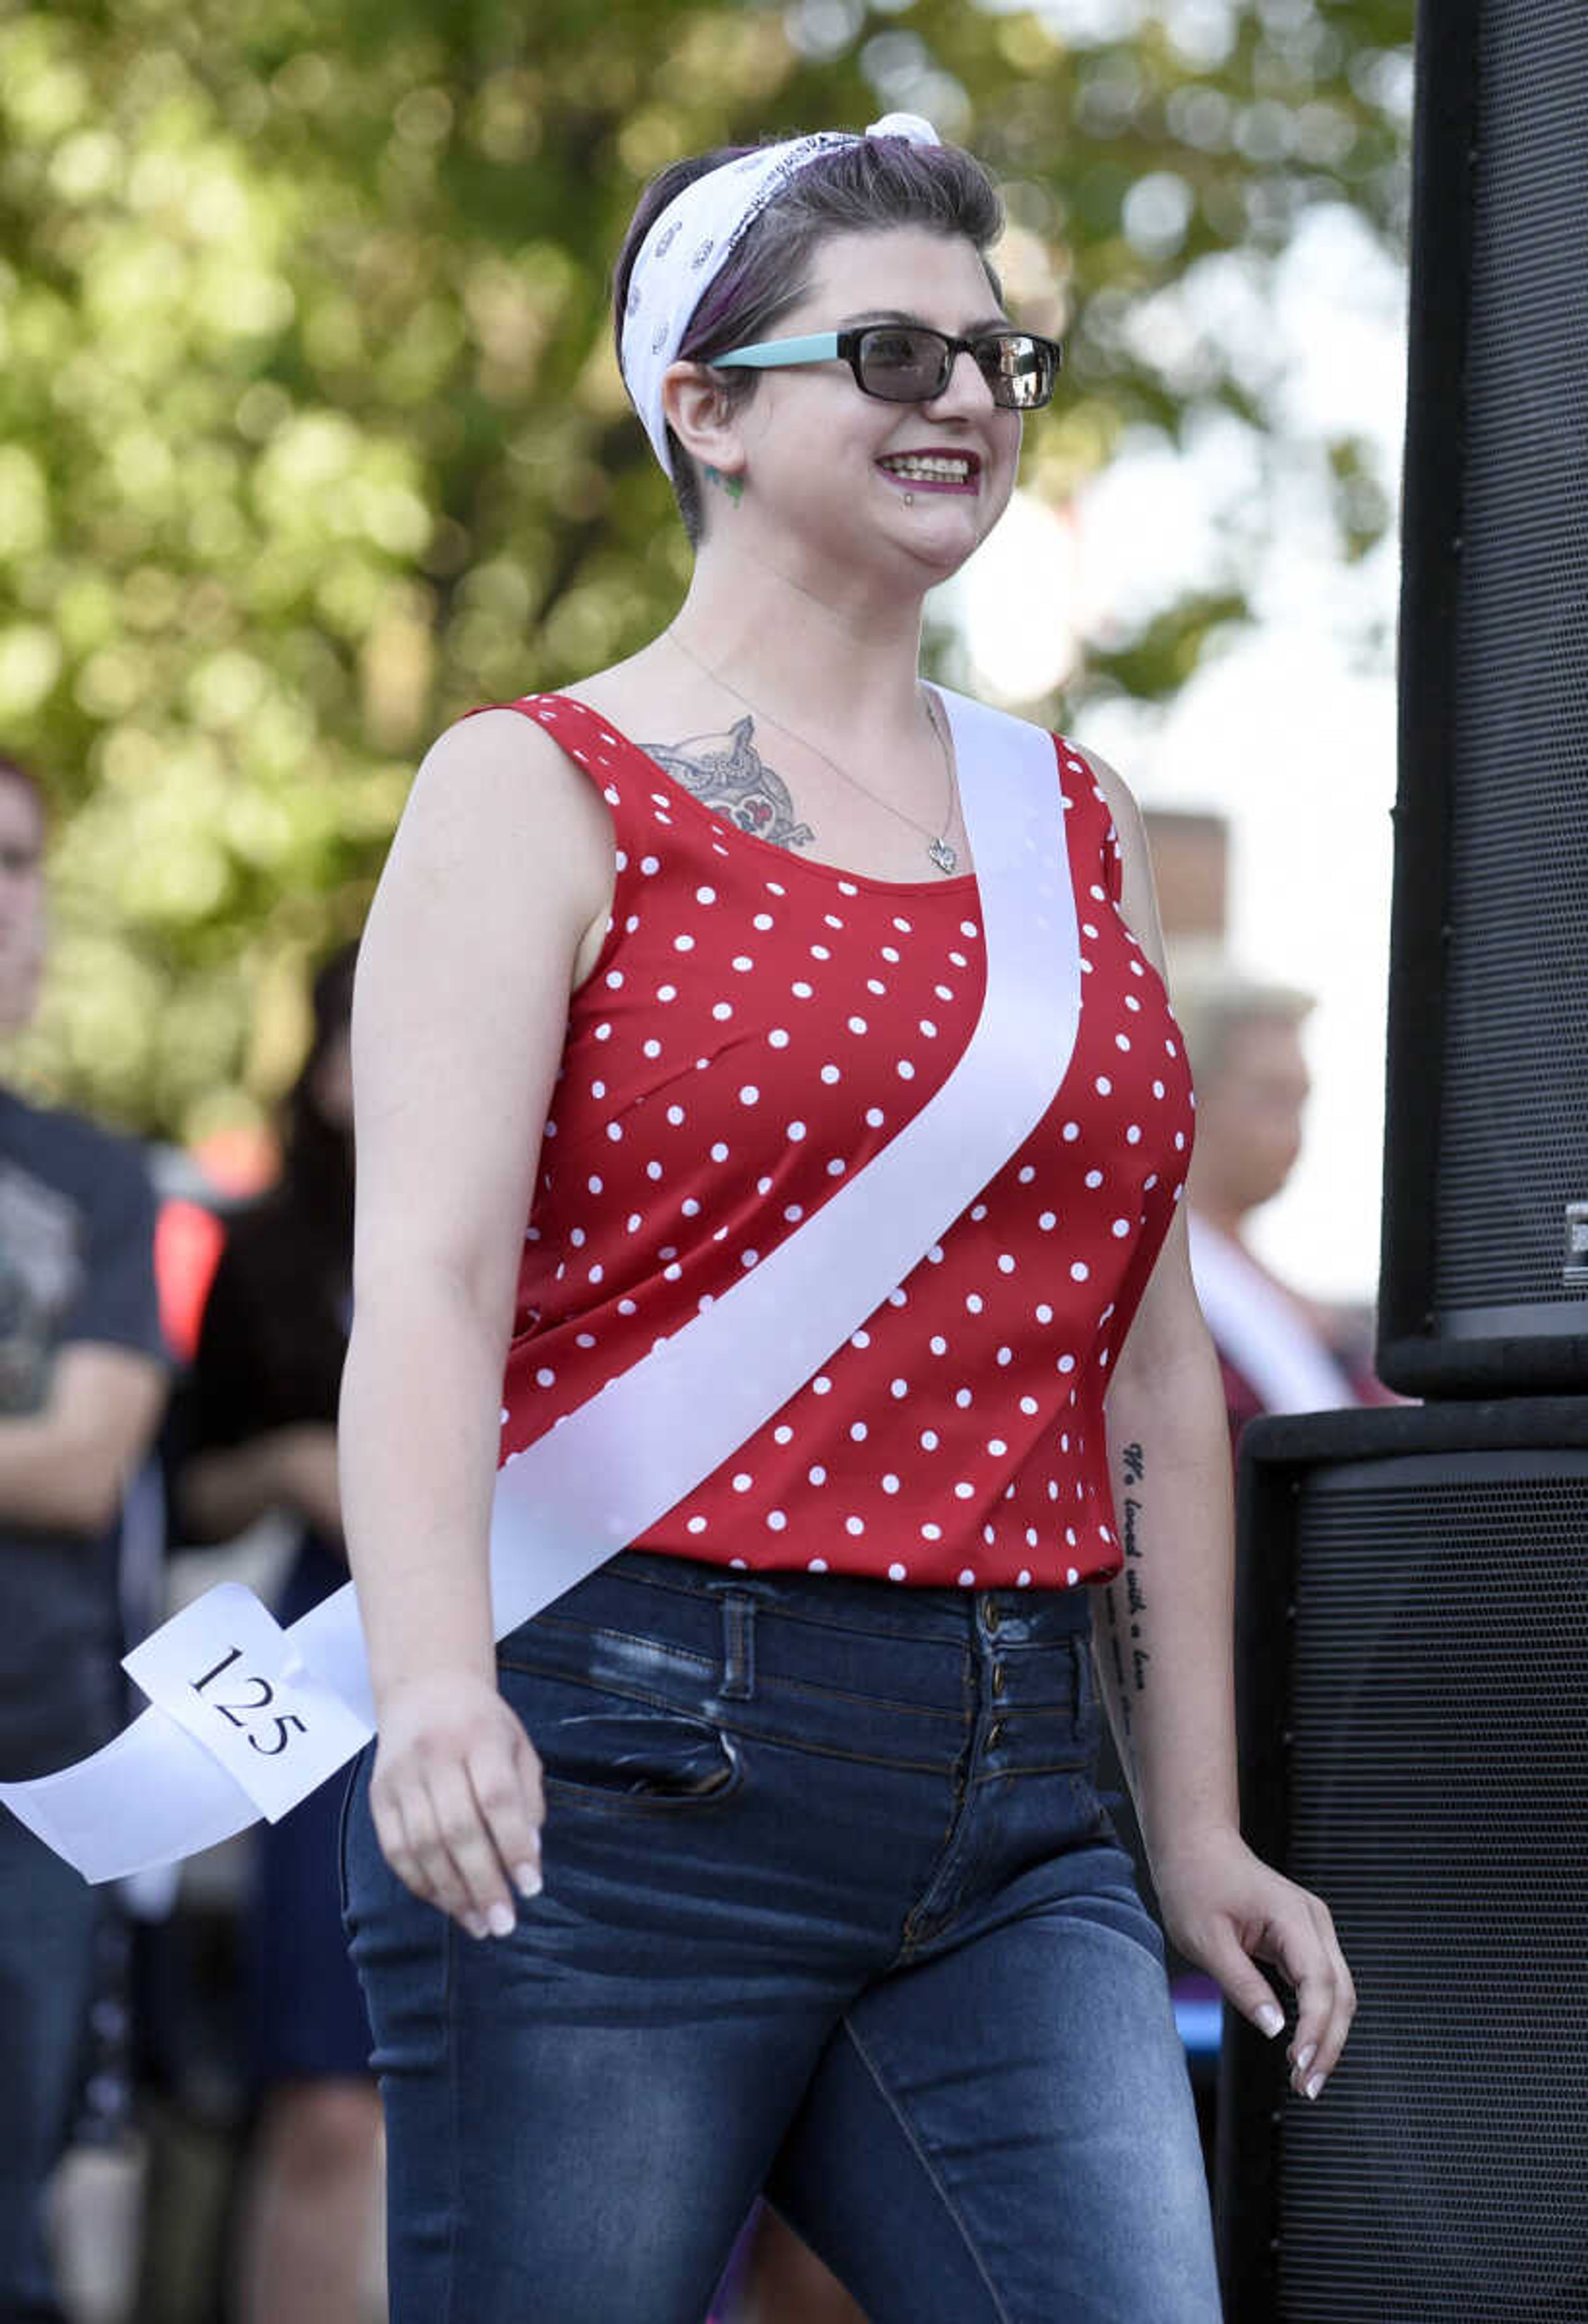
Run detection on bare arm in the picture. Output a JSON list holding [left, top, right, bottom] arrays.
[[1084, 747, 1356, 2101], [339, 706, 614, 1935], [0, 1341, 167, 1535]]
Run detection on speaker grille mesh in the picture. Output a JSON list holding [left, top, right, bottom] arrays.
[[1275, 1458, 1588, 2321], [1435, 0, 1588, 1316]]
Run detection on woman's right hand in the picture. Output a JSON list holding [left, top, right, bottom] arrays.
[[367, 1669, 545, 1937]]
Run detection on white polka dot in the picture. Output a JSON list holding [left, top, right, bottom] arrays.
[[1057, 1353, 1076, 1374], [732, 954, 754, 973], [809, 1464, 827, 1485], [739, 1085, 760, 1106], [847, 1016, 868, 1036], [882, 1473, 901, 1494], [955, 1387, 973, 1408], [850, 1421, 868, 1442], [657, 983, 677, 1002], [966, 1293, 984, 1314], [987, 1438, 1008, 1457], [808, 1556, 828, 1572], [811, 944, 831, 961], [767, 1510, 787, 1531], [887, 1558, 906, 1580], [535, 1367, 555, 1387], [921, 1521, 943, 1541], [1017, 1569, 1031, 1588], [1086, 1169, 1104, 1189], [741, 1249, 758, 1269], [930, 1334, 947, 1356], [1070, 1261, 1090, 1282], [1062, 1121, 1080, 1142], [643, 1038, 662, 1059], [1112, 1218, 1131, 1238], [773, 1424, 794, 1446], [1018, 1164, 1036, 1184], [710, 1141, 729, 1163], [958, 1569, 976, 1588], [1067, 1567, 1080, 1587], [921, 1429, 940, 1450], [787, 1121, 806, 1141], [865, 1106, 885, 1128], [1126, 1125, 1142, 1145], [732, 1472, 753, 1492], [1035, 1303, 1054, 1324], [881, 945, 901, 964], [890, 1377, 909, 1398], [640, 855, 660, 875], [784, 1203, 804, 1222], [792, 980, 814, 999], [997, 1254, 1016, 1274], [682, 1197, 701, 1217], [826, 1158, 846, 1177], [851, 1329, 871, 1349], [712, 1001, 733, 1021], [919, 1019, 938, 1039], [587, 1174, 603, 1194], [1115, 1033, 1131, 1052], [996, 1346, 1012, 1366], [1020, 1395, 1039, 1415], [686, 1515, 708, 1534], [847, 1516, 866, 1537], [954, 1481, 975, 1500], [1094, 1075, 1112, 1095], [768, 1028, 790, 1049], [812, 1375, 831, 1395], [695, 885, 716, 904], [674, 933, 695, 952], [1038, 1211, 1056, 1231], [820, 1064, 841, 1084]]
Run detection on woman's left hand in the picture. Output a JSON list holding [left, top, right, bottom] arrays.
[[1151, 1826, 1356, 2101]]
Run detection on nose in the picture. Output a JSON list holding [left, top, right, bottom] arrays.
[[924, 345, 999, 418]]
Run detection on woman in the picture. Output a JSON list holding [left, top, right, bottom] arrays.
[[181, 944, 383, 2324], [339, 117, 1354, 2321]]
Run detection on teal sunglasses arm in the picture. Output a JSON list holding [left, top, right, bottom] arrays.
[[711, 333, 841, 373]]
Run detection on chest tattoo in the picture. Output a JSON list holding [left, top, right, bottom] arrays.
[[643, 717, 816, 853]]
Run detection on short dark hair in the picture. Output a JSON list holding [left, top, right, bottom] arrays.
[[612, 136, 1005, 546]]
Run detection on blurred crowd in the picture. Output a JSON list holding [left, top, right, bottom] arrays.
[[0, 744, 1390, 2324]]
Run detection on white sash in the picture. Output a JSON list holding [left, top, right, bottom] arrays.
[[0, 691, 1082, 1882]]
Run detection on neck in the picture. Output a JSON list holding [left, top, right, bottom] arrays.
[[670, 547, 932, 742]]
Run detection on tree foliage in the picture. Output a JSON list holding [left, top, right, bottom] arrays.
[[0, 0, 1412, 1139]]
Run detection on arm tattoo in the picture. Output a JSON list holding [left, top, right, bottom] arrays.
[[1098, 1438, 1150, 1792], [643, 717, 816, 853]]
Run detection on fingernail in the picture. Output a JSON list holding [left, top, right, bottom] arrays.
[[464, 1911, 490, 1941], [1295, 2043, 1317, 2075], [1306, 2074, 1325, 2102], [1256, 2003, 1284, 2039], [515, 1862, 543, 1898], [487, 1899, 516, 1938]]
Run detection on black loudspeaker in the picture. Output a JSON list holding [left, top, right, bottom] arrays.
[[1378, 0, 1588, 1396], [1216, 1399, 1588, 2324]]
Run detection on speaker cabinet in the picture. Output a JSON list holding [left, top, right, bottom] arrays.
[[1216, 1400, 1588, 2322], [1378, 0, 1588, 1394]]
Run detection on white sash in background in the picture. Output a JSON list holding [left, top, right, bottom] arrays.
[[0, 690, 1082, 1883]]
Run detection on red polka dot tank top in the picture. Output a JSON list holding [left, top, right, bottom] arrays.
[[495, 692, 1194, 1592]]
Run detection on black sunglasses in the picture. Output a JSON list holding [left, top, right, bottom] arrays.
[[713, 324, 1063, 411]]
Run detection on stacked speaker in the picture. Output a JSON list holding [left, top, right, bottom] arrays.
[[1215, 2, 1588, 2314]]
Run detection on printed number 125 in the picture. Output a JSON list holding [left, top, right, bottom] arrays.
[[191, 1644, 308, 1757]]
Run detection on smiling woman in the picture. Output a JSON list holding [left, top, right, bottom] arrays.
[[335, 110, 1355, 2324]]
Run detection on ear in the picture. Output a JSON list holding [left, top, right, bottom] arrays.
[[660, 360, 747, 478]]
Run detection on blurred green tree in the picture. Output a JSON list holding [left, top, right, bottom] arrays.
[[0, 0, 1411, 1140]]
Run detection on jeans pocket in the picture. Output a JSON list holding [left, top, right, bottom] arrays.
[[503, 1661, 744, 1814]]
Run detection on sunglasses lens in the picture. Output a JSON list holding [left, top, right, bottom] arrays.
[[856, 328, 951, 401], [980, 335, 1056, 410]]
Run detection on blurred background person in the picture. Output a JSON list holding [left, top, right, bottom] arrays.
[[176, 942, 383, 2324], [0, 748, 169, 2324], [1174, 957, 1394, 1444]]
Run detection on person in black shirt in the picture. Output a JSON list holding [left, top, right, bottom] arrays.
[[0, 751, 168, 2322], [179, 944, 380, 2324]]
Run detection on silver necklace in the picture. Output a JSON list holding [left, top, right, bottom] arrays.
[[664, 627, 961, 875]]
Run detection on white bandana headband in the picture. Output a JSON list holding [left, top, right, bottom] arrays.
[[621, 112, 942, 479]]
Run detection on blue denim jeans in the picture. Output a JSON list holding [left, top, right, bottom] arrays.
[[0, 1812, 102, 2320], [342, 1551, 1221, 2323]]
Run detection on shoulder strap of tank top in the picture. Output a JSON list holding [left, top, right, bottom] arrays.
[[0, 690, 1082, 1882]]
